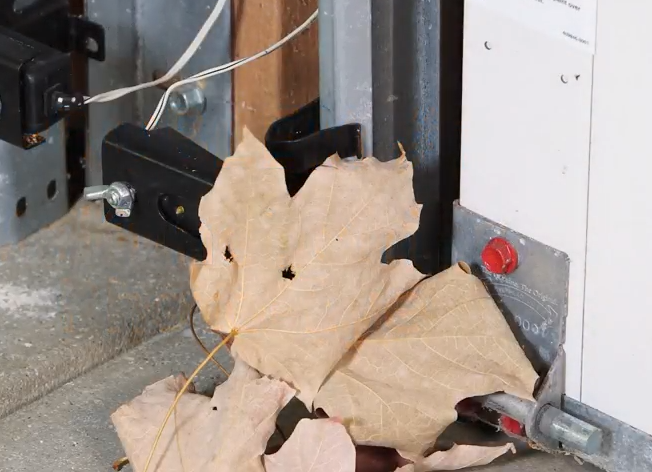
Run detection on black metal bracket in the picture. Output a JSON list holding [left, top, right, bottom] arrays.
[[102, 124, 220, 260], [68, 15, 106, 61], [265, 98, 362, 195], [0, 0, 105, 148], [0, 1, 105, 61], [0, 27, 71, 148], [100, 99, 363, 260]]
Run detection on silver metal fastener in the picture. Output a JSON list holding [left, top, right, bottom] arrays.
[[479, 393, 604, 455], [83, 182, 136, 217], [169, 85, 206, 116]]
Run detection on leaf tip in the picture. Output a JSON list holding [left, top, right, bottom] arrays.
[[457, 261, 472, 274], [397, 141, 407, 160]]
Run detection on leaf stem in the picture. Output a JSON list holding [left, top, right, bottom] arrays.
[[188, 303, 230, 377], [142, 329, 237, 472]]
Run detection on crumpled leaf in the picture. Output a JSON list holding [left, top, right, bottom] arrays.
[[393, 444, 514, 471], [315, 263, 538, 455], [190, 129, 425, 404], [264, 418, 356, 472], [412, 444, 516, 471], [111, 358, 295, 472]]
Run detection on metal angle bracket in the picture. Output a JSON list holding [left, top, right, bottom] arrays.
[[265, 98, 362, 196], [451, 201, 570, 375], [452, 202, 604, 456], [526, 347, 566, 451], [68, 15, 106, 61]]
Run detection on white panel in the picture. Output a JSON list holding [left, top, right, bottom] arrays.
[[582, 1, 652, 435], [460, 0, 594, 399], [474, 0, 598, 54]]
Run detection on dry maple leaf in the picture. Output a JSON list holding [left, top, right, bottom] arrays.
[[111, 358, 295, 472], [190, 129, 425, 404], [315, 263, 539, 456], [409, 443, 516, 471], [264, 418, 356, 472]]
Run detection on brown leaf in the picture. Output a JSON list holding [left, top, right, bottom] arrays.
[[111, 358, 294, 472], [411, 444, 516, 471], [264, 418, 356, 472], [355, 445, 412, 472], [315, 264, 538, 455], [190, 129, 425, 404]]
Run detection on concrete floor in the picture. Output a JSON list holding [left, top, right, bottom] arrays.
[[0, 201, 193, 419], [0, 326, 230, 471]]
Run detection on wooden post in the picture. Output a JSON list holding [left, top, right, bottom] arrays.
[[231, 0, 319, 145]]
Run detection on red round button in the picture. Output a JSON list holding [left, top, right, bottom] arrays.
[[481, 237, 518, 274]]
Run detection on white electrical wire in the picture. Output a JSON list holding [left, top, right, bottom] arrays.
[[85, 0, 229, 104], [145, 9, 318, 131]]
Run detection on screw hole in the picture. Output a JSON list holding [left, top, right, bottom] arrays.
[[560, 75, 569, 84], [46, 180, 57, 200], [282, 266, 296, 280], [86, 37, 99, 54], [16, 197, 26, 217], [484, 41, 492, 50]]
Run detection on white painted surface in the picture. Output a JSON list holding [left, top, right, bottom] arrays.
[[581, 1, 652, 435], [474, 0, 598, 53], [460, 0, 594, 400]]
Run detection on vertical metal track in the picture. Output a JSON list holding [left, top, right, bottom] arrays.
[[318, 0, 373, 155], [320, 0, 464, 274]]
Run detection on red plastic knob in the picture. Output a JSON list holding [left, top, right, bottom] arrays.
[[481, 237, 518, 274]]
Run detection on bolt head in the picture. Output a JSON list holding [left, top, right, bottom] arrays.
[[481, 238, 519, 274], [169, 87, 206, 116]]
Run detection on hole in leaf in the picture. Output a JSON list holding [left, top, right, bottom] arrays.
[[224, 246, 233, 262], [212, 406, 217, 411], [282, 266, 296, 280]]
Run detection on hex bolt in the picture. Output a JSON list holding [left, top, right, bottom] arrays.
[[169, 86, 206, 116], [481, 237, 519, 274]]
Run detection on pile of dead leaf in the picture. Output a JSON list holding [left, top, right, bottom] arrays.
[[111, 130, 538, 471]]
